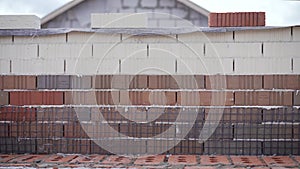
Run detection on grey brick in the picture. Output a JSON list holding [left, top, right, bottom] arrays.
[[0, 138, 36, 154], [171, 8, 188, 18], [263, 108, 300, 122], [159, 0, 175, 7], [263, 141, 299, 155], [294, 91, 300, 106], [37, 75, 70, 89], [123, 0, 139, 7], [71, 76, 92, 89], [37, 107, 77, 122], [0, 91, 8, 105]]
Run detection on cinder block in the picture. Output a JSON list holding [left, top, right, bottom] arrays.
[[235, 91, 293, 106], [0, 15, 40, 29], [293, 26, 300, 41], [205, 43, 262, 57], [0, 91, 8, 105], [67, 32, 120, 43], [206, 75, 263, 89], [0, 44, 37, 59], [37, 75, 70, 89], [121, 58, 175, 75], [122, 34, 176, 43], [235, 58, 292, 74], [12, 59, 64, 74], [39, 44, 92, 58], [235, 28, 292, 42], [71, 76, 92, 89], [9, 91, 64, 105], [263, 141, 299, 155], [149, 43, 204, 58], [0, 59, 10, 74], [294, 91, 300, 106], [177, 58, 233, 75], [263, 108, 300, 122], [2, 75, 36, 89], [264, 42, 300, 57], [0, 107, 36, 122], [14, 34, 66, 43], [264, 75, 300, 89], [91, 13, 147, 28], [120, 91, 176, 105], [178, 32, 234, 42], [0, 36, 12, 43]]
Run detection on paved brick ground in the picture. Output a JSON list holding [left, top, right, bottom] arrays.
[[0, 154, 299, 168]]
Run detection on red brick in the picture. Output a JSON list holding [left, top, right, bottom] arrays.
[[9, 154, 46, 163], [262, 156, 297, 167], [264, 75, 300, 89], [185, 167, 217, 169], [0, 154, 20, 162], [64, 122, 90, 138], [120, 91, 176, 105], [200, 155, 231, 165], [206, 75, 263, 89], [134, 155, 165, 165], [96, 91, 119, 105], [231, 156, 266, 166], [209, 13, 218, 27], [44, 155, 77, 163], [0, 107, 36, 121], [235, 91, 293, 106], [2, 75, 36, 89], [9, 91, 64, 105], [258, 12, 266, 26], [0, 163, 32, 167], [70, 155, 105, 163], [168, 155, 197, 165], [102, 155, 131, 164]]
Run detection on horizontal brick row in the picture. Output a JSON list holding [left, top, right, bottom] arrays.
[[209, 12, 265, 27], [1, 75, 300, 90]]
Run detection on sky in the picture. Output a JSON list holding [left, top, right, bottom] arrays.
[[0, 0, 299, 26]]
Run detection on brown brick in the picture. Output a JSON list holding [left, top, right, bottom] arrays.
[[235, 91, 293, 106], [120, 91, 176, 105], [149, 75, 204, 89], [263, 141, 299, 155], [0, 76, 3, 89], [0, 91, 9, 105], [294, 91, 300, 106], [264, 75, 300, 89], [3, 75, 36, 89], [119, 123, 158, 138], [93, 75, 147, 89], [0, 107, 36, 121], [66, 139, 90, 154], [96, 91, 119, 105], [206, 75, 263, 89], [149, 75, 177, 89], [0, 123, 9, 137], [64, 122, 90, 138], [10, 91, 64, 105]]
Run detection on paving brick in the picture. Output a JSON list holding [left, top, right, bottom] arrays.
[[205, 43, 262, 57], [184, 167, 217, 169], [294, 156, 300, 164], [264, 42, 300, 57], [206, 75, 263, 89], [37, 75, 70, 89], [262, 156, 297, 167], [263, 141, 299, 155], [44, 155, 77, 163], [2, 75, 36, 89], [10, 91, 64, 105], [70, 155, 105, 163], [0, 154, 19, 162], [102, 155, 132, 164], [235, 28, 291, 42], [262, 108, 300, 122], [134, 155, 165, 165], [231, 156, 266, 166], [9, 154, 46, 163], [168, 155, 197, 165], [234, 91, 293, 106], [0, 44, 37, 59], [120, 91, 176, 105], [0, 91, 8, 105], [0, 107, 36, 121], [200, 155, 231, 165]]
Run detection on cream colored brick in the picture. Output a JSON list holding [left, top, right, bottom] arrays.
[[12, 59, 64, 74], [67, 32, 121, 43], [39, 44, 92, 58], [14, 34, 66, 43], [0, 44, 37, 59], [0, 15, 40, 29], [264, 42, 300, 57], [177, 58, 233, 75], [0, 59, 10, 74], [293, 27, 300, 41], [0, 36, 12, 43], [122, 34, 176, 43], [149, 43, 204, 58], [91, 13, 147, 28], [121, 58, 175, 74], [66, 58, 119, 75], [93, 43, 147, 59], [178, 32, 234, 42], [293, 58, 300, 73], [235, 58, 292, 74], [235, 28, 292, 42], [205, 43, 262, 57]]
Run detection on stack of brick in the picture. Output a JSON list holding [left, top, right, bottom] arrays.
[[0, 14, 299, 155]]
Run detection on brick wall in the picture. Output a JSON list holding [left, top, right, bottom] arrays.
[[0, 26, 300, 155]]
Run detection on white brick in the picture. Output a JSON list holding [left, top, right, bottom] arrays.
[[235, 28, 292, 42], [39, 44, 92, 58], [153, 9, 171, 19], [140, 0, 157, 7], [0, 15, 40, 29], [94, 43, 147, 59], [178, 32, 234, 42], [177, 58, 233, 75], [235, 58, 292, 74], [159, 0, 175, 7], [14, 34, 66, 43], [171, 8, 188, 18], [206, 43, 262, 58], [121, 58, 175, 74], [91, 13, 147, 28], [66, 58, 119, 75], [122, 34, 176, 43], [12, 59, 64, 74], [0, 36, 12, 43], [123, 0, 139, 7], [0, 44, 37, 59], [67, 32, 120, 43], [293, 27, 300, 41], [158, 19, 176, 28], [149, 43, 204, 58], [264, 42, 300, 57], [0, 59, 10, 74], [294, 58, 300, 73], [175, 19, 194, 27]]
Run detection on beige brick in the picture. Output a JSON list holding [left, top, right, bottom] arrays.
[[121, 58, 175, 74], [149, 43, 204, 58], [67, 32, 121, 43], [293, 26, 300, 41], [205, 43, 262, 57], [91, 13, 147, 28], [294, 58, 300, 74], [14, 34, 66, 43], [235, 58, 292, 74], [39, 44, 92, 58], [12, 59, 64, 74], [235, 28, 292, 42], [93, 43, 147, 59], [0, 36, 12, 43], [0, 59, 10, 74], [0, 15, 40, 29], [264, 42, 300, 57], [0, 44, 37, 59], [178, 32, 234, 42], [123, 34, 176, 43], [177, 58, 233, 75]]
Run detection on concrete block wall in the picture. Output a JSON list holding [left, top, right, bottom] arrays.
[[0, 26, 300, 155]]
